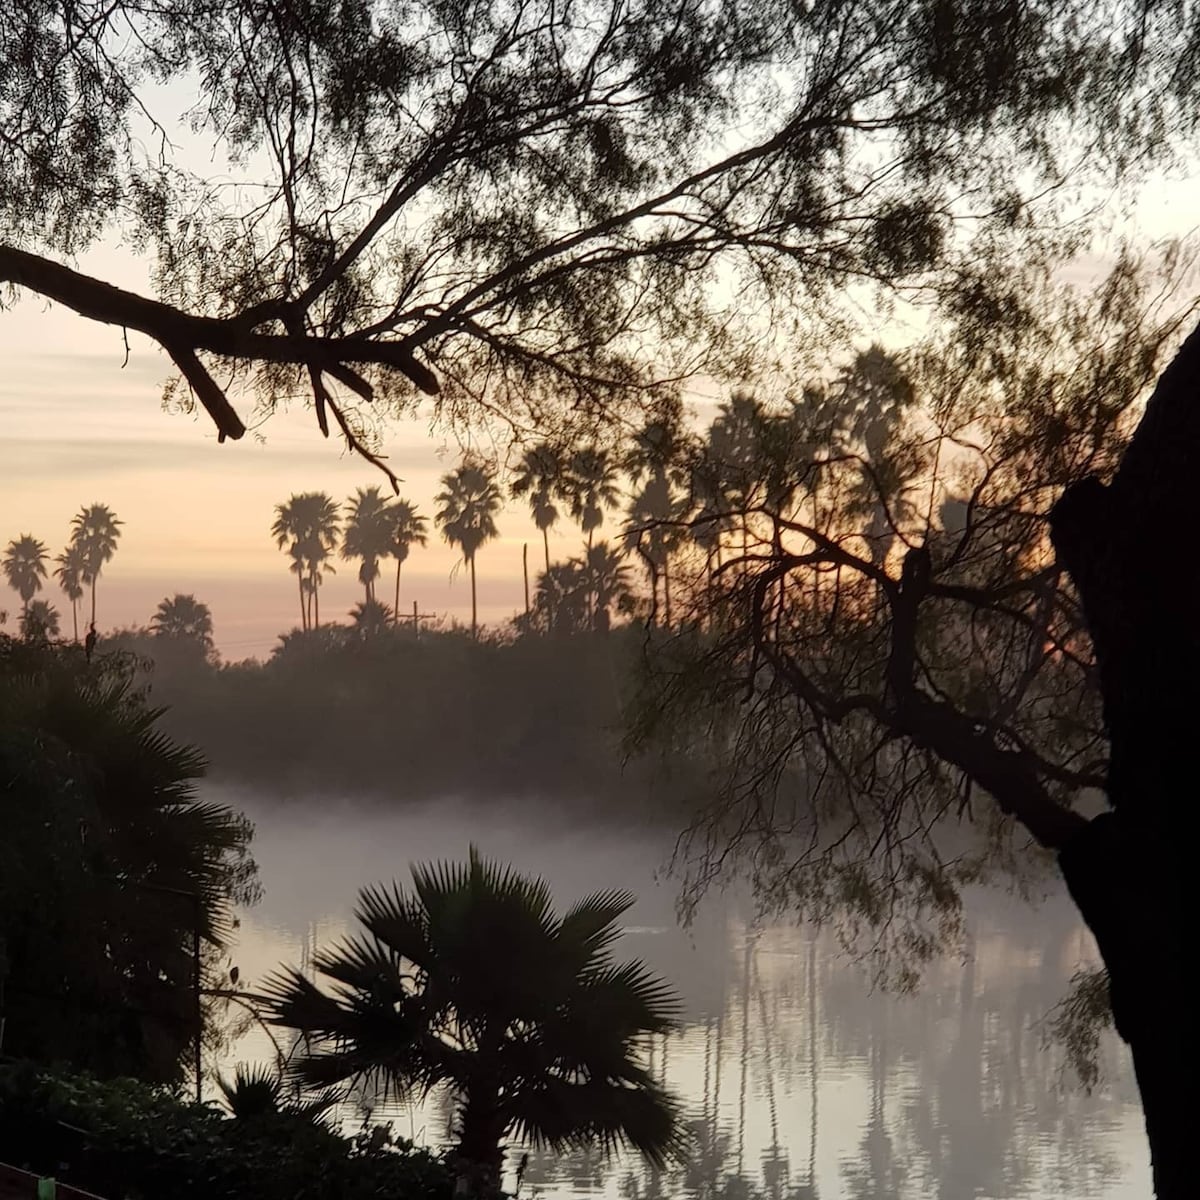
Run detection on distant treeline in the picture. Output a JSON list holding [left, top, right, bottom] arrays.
[[103, 623, 705, 820]]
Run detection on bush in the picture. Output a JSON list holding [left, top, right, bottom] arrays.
[[0, 1064, 452, 1200]]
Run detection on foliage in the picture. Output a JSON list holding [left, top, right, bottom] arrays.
[[70, 504, 122, 625], [272, 493, 340, 631], [436, 462, 503, 637], [3, 534, 49, 614], [262, 849, 684, 1189], [19, 598, 60, 641], [8, 0, 1188, 456], [1041, 968, 1115, 1092], [0, 635, 258, 1083], [102, 623, 701, 819], [342, 487, 395, 604], [625, 251, 1200, 978], [152, 594, 215, 651], [0, 1063, 451, 1200]]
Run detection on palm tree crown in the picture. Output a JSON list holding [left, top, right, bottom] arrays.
[[436, 462, 502, 638], [272, 492, 340, 630], [20, 598, 60, 641], [151, 593, 215, 648], [70, 503, 123, 625], [341, 486, 394, 603], [564, 447, 621, 550], [263, 849, 682, 1193], [54, 541, 88, 642], [3, 534, 49, 616], [388, 499, 429, 626], [511, 443, 565, 574]]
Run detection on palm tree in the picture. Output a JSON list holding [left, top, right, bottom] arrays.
[[436, 462, 502, 639], [3, 534, 50, 619], [389, 500, 429, 627], [582, 541, 634, 633], [564, 447, 621, 552], [342, 486, 394, 603], [349, 597, 393, 637], [54, 541, 88, 642], [216, 1064, 337, 1127], [511, 443, 564, 576], [272, 493, 340, 630], [262, 849, 683, 1195], [151, 593, 214, 649], [70, 503, 123, 626], [20, 598, 60, 641]]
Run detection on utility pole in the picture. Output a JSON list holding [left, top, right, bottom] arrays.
[[410, 600, 437, 638]]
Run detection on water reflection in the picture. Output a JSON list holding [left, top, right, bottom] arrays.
[[217, 793, 1149, 1199]]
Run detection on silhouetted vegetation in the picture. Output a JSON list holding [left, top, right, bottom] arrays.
[[0, 634, 257, 1084], [0, 1064, 451, 1200], [263, 849, 683, 1194], [101, 623, 699, 821]]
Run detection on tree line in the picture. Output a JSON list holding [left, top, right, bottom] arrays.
[[2, 504, 122, 641]]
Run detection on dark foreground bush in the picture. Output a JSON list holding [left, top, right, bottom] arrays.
[[0, 1064, 452, 1200]]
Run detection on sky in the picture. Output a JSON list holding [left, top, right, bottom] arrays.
[[2, 123, 1197, 658]]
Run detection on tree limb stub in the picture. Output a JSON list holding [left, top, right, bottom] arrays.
[[0, 244, 440, 438]]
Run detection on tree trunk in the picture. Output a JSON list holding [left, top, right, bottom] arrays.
[[298, 571, 306, 631], [71, 597, 78, 643], [1048, 319, 1199, 1200], [663, 555, 673, 628], [522, 542, 530, 621], [542, 525, 551, 576], [454, 1090, 505, 1197], [313, 574, 321, 629], [90, 578, 97, 625], [394, 559, 402, 627], [470, 554, 478, 639]]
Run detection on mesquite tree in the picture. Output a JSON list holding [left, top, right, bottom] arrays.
[[627, 252, 1197, 1197]]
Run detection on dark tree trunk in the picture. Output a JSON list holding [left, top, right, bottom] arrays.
[[298, 572, 307, 631], [1048, 320, 1199, 1200], [469, 555, 478, 639], [454, 1090, 506, 1197]]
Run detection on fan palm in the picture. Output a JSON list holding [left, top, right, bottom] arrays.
[[389, 500, 429, 627], [3, 534, 49, 619], [54, 541, 88, 642], [342, 486, 394, 603], [20, 598, 60, 641], [564, 447, 621, 552], [511, 444, 564, 576], [436, 463, 502, 639], [217, 1063, 338, 1127], [582, 542, 633, 633], [0, 657, 257, 1082], [152, 593, 214, 649], [70, 503, 123, 625], [262, 848, 683, 1195], [272, 493, 340, 630]]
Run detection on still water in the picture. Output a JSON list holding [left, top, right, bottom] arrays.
[[215, 790, 1149, 1199]]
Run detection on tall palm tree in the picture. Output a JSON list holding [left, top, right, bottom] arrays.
[[564, 447, 621, 552], [3, 534, 49, 620], [341, 486, 394, 603], [436, 462, 502, 639], [20, 598, 60, 641], [54, 541, 87, 642], [272, 493, 340, 630], [70, 503, 123, 626], [151, 593, 214, 649], [262, 849, 683, 1195], [389, 499, 429, 627], [511, 443, 564, 576]]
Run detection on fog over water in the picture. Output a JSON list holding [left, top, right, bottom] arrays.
[[216, 790, 1149, 1200]]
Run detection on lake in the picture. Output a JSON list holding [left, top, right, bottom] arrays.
[[213, 789, 1150, 1199]]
